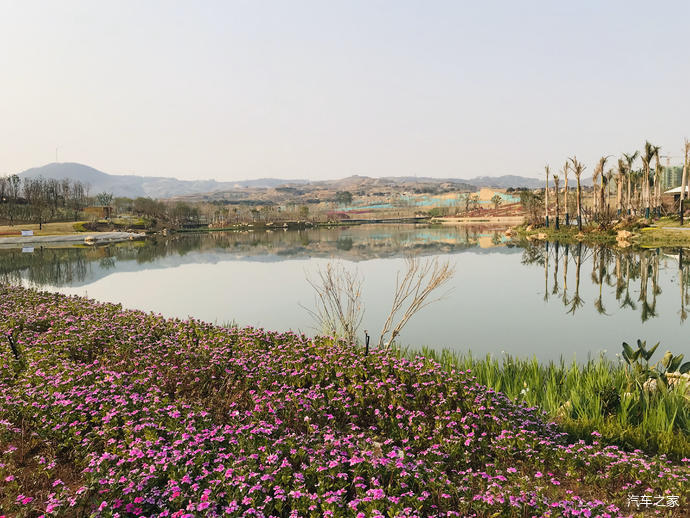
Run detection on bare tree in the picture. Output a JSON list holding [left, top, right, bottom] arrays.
[[304, 262, 364, 343], [378, 256, 455, 350]]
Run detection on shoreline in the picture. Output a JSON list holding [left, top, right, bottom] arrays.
[[0, 231, 146, 247], [513, 218, 690, 248], [433, 215, 525, 225]]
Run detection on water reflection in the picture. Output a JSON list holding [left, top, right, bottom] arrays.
[[0, 224, 515, 287], [3, 226, 690, 358], [522, 241, 690, 323]]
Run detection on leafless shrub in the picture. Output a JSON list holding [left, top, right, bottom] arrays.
[[305, 255, 455, 351], [303, 262, 364, 343], [378, 255, 455, 350]]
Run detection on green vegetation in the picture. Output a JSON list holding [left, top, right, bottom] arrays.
[[513, 216, 690, 248], [636, 226, 690, 247], [515, 223, 619, 245], [398, 344, 690, 460], [0, 285, 687, 516]]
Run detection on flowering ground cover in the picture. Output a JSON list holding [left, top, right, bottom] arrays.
[[408, 347, 690, 461], [0, 285, 688, 517]]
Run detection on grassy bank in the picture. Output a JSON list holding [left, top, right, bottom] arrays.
[[517, 217, 690, 248], [0, 286, 688, 516], [0, 221, 90, 237], [636, 226, 690, 247], [515, 224, 619, 245], [399, 348, 690, 461]]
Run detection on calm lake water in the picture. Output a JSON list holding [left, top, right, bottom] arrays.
[[2, 224, 689, 361]]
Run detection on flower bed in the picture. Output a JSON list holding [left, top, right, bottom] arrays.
[[0, 285, 688, 517]]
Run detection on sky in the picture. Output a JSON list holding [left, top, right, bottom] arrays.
[[1, 0, 689, 182]]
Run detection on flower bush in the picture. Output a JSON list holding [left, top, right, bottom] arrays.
[[0, 285, 688, 517]]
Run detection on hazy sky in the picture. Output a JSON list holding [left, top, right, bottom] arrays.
[[1, 0, 689, 181]]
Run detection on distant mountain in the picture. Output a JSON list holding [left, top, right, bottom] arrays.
[[17, 163, 592, 200], [323, 174, 552, 190], [18, 163, 308, 199]]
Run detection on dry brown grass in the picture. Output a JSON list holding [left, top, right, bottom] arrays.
[[0, 221, 88, 236]]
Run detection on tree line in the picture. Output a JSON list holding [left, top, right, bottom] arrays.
[[541, 139, 690, 230], [0, 175, 89, 228]]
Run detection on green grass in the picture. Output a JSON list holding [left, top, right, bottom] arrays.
[[515, 224, 619, 245], [395, 347, 690, 460], [635, 226, 690, 247]]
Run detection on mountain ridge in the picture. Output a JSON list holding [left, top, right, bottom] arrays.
[[17, 162, 576, 199]]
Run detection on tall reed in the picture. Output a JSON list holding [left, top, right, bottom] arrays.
[[395, 347, 690, 460]]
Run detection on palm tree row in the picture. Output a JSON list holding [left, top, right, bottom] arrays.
[[543, 139, 690, 228]]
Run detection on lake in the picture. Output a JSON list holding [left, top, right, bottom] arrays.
[[2, 224, 688, 361]]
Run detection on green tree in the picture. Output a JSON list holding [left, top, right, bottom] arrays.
[[491, 194, 503, 210], [96, 192, 114, 207], [335, 191, 353, 205]]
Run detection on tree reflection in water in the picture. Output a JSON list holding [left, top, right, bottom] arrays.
[[521, 240, 690, 323]]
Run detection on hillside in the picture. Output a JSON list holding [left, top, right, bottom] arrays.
[[17, 163, 566, 201], [18, 163, 308, 199]]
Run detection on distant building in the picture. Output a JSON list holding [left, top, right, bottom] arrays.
[[661, 166, 683, 190], [663, 185, 689, 202]]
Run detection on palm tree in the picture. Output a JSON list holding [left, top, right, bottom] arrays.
[[562, 243, 569, 306], [620, 253, 636, 310], [632, 169, 643, 213], [594, 248, 608, 315], [553, 174, 560, 230], [544, 165, 550, 227], [680, 249, 687, 322], [605, 169, 614, 213], [615, 253, 624, 301], [623, 151, 639, 215], [562, 160, 570, 226], [642, 141, 657, 219], [552, 241, 560, 295], [569, 157, 585, 231], [592, 162, 601, 217], [567, 243, 585, 314], [616, 159, 626, 215], [594, 156, 611, 220], [680, 139, 690, 224], [638, 251, 657, 322]]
